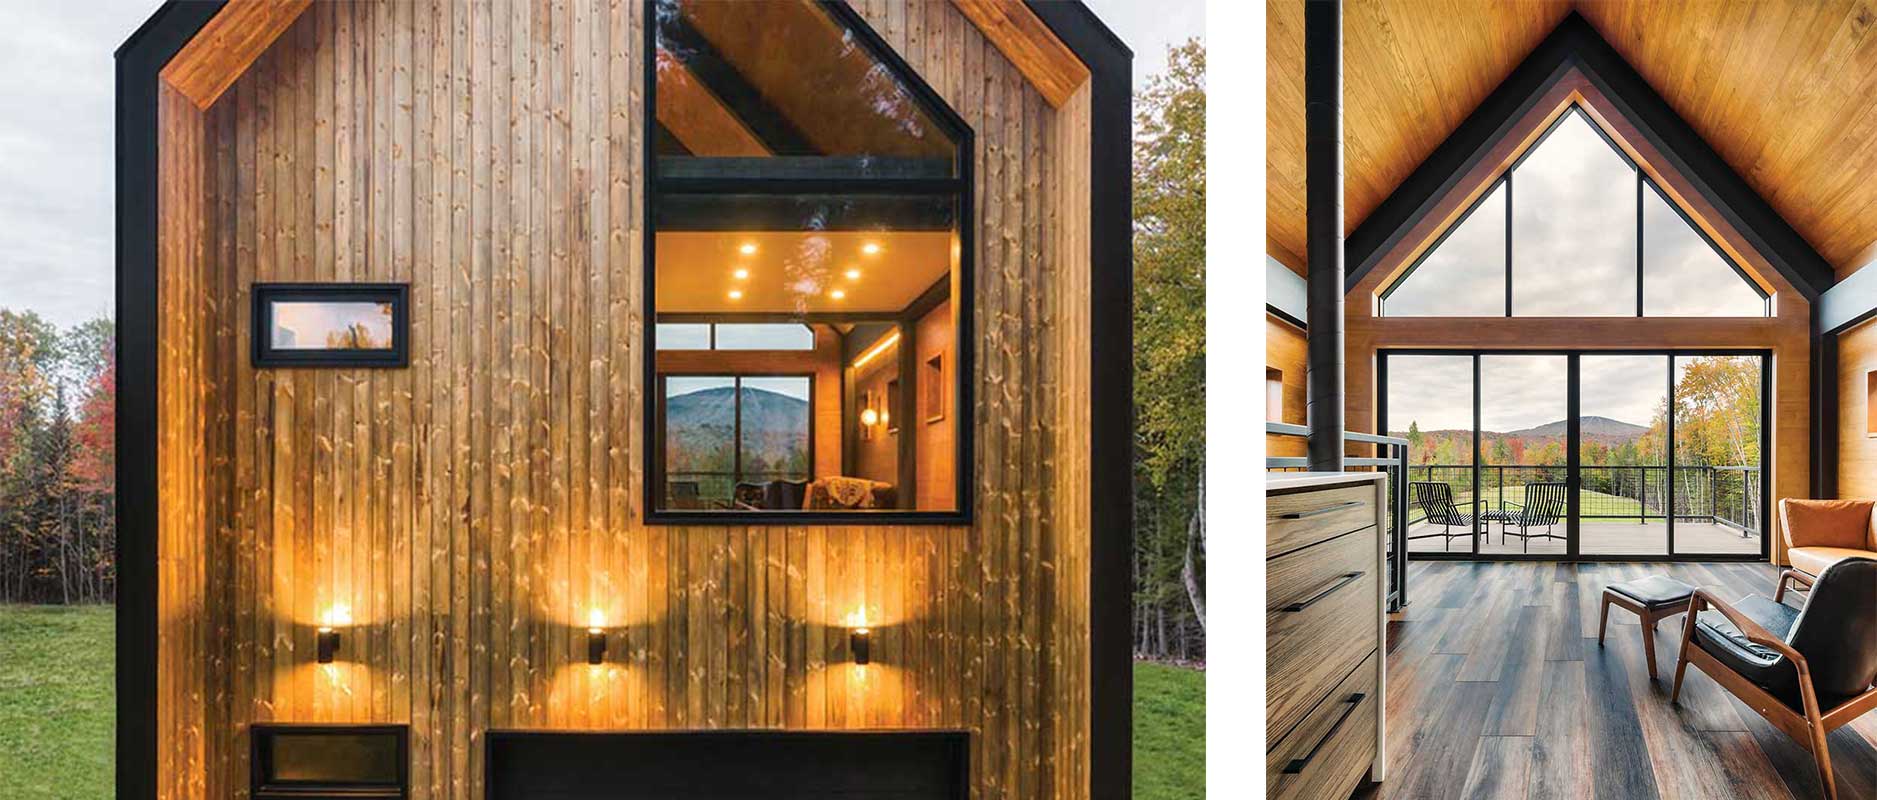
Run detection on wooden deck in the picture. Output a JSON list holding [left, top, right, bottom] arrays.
[[1355, 561, 1877, 800], [1408, 520, 1762, 556]]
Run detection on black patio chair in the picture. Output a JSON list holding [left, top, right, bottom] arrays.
[[1498, 481, 1567, 552], [1411, 481, 1476, 551], [1671, 557, 1877, 800]]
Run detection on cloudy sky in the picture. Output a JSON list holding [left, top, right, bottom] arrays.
[[0, 0, 163, 329], [4, 0, 1201, 332], [1384, 353, 1763, 440], [1383, 109, 1765, 319]]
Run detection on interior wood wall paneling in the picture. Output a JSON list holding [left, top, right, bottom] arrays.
[[155, 1, 1094, 798], [1835, 318, 1877, 499], [1266, 313, 1308, 457]]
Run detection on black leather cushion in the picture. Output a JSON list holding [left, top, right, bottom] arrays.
[[1693, 595, 1803, 707], [1607, 575, 1697, 610]]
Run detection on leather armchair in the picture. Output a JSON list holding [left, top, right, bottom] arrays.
[[1671, 558, 1877, 800], [1775, 499, 1877, 601]]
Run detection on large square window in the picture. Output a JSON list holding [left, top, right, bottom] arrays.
[[647, 0, 971, 520]]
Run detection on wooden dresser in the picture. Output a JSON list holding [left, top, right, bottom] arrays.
[[1266, 472, 1388, 799]]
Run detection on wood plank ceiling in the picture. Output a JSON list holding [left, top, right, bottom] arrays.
[[1267, 0, 1877, 281]]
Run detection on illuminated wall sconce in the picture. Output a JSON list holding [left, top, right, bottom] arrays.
[[317, 605, 351, 664], [859, 407, 880, 427], [850, 627, 872, 666], [586, 609, 608, 665]]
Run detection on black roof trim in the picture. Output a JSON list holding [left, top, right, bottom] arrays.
[[115, 3, 226, 800], [1346, 12, 1834, 300]]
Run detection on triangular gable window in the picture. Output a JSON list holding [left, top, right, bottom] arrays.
[[653, 0, 959, 179], [1380, 182, 1505, 316], [1642, 182, 1768, 316], [1380, 105, 1768, 318]]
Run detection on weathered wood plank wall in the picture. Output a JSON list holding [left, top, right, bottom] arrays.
[[156, 2, 1093, 798]]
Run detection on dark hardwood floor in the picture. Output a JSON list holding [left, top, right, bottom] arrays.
[[1356, 561, 1877, 800]]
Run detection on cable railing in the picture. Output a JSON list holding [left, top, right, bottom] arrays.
[[1401, 463, 1761, 537], [1265, 422, 1410, 611]]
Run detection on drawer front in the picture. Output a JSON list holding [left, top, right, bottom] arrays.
[[1268, 483, 1376, 557], [1267, 649, 1379, 800], [1266, 528, 1377, 744]]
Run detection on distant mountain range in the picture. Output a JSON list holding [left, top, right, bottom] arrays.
[[665, 385, 810, 472], [1504, 415, 1648, 440], [1391, 415, 1648, 443]]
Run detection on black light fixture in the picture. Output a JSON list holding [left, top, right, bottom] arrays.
[[316, 606, 350, 664], [587, 610, 608, 665], [316, 628, 341, 664], [850, 626, 872, 666]]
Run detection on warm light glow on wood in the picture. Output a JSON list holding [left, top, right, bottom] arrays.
[[851, 332, 900, 369]]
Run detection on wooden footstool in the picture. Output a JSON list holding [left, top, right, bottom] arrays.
[[1598, 575, 1697, 682]]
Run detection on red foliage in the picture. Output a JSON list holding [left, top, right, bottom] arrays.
[[71, 345, 114, 493]]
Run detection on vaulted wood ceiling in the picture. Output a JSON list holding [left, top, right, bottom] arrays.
[[1268, 0, 1877, 281]]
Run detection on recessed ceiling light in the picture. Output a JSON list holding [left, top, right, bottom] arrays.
[[830, 289, 847, 300], [739, 242, 758, 255], [733, 268, 750, 280], [861, 242, 881, 256], [728, 289, 744, 300], [844, 268, 862, 280]]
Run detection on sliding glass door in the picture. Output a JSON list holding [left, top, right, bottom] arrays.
[[1671, 355, 1765, 557], [1381, 350, 1768, 560], [1387, 355, 1477, 555], [1478, 356, 1567, 555], [1579, 355, 1669, 556]]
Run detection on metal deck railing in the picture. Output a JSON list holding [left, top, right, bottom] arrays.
[[1266, 422, 1411, 611]]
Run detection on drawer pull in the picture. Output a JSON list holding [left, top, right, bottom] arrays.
[[1279, 500, 1361, 519], [1281, 571, 1365, 612], [1282, 693, 1366, 774]]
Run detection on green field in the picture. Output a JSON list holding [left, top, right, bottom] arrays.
[[0, 608, 1202, 800], [0, 605, 114, 800], [1135, 660, 1205, 800]]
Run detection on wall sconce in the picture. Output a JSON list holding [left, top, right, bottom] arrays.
[[586, 609, 608, 665], [860, 407, 880, 427], [846, 609, 873, 666], [317, 605, 351, 664]]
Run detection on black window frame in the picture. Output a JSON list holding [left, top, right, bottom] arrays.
[[642, 0, 975, 525], [251, 282, 411, 368], [1377, 347, 1772, 563], [1379, 103, 1771, 319]]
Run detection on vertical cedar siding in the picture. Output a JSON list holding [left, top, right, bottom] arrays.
[[152, 2, 1095, 799]]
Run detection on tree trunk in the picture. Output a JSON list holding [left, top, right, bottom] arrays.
[[1182, 471, 1206, 633]]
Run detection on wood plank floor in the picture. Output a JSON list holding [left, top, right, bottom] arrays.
[[1356, 561, 1877, 800]]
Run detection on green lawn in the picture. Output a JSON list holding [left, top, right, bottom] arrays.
[[0, 608, 1195, 800], [1135, 660, 1204, 799], [0, 605, 114, 800]]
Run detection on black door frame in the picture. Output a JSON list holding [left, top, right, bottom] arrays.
[[1379, 347, 1773, 562]]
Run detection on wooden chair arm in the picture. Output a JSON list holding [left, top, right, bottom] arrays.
[[1690, 589, 1809, 669]]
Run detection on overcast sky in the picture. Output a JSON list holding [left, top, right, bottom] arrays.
[[2, 0, 1200, 332], [0, 0, 162, 330], [1383, 353, 1764, 437]]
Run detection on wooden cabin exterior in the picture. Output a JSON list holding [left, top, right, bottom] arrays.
[[116, 1, 1132, 798]]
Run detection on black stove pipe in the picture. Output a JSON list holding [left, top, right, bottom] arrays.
[[1305, 0, 1345, 472]]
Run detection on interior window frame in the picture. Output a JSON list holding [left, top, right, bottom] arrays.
[[642, 0, 976, 525], [1378, 103, 1771, 319], [655, 373, 818, 510]]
